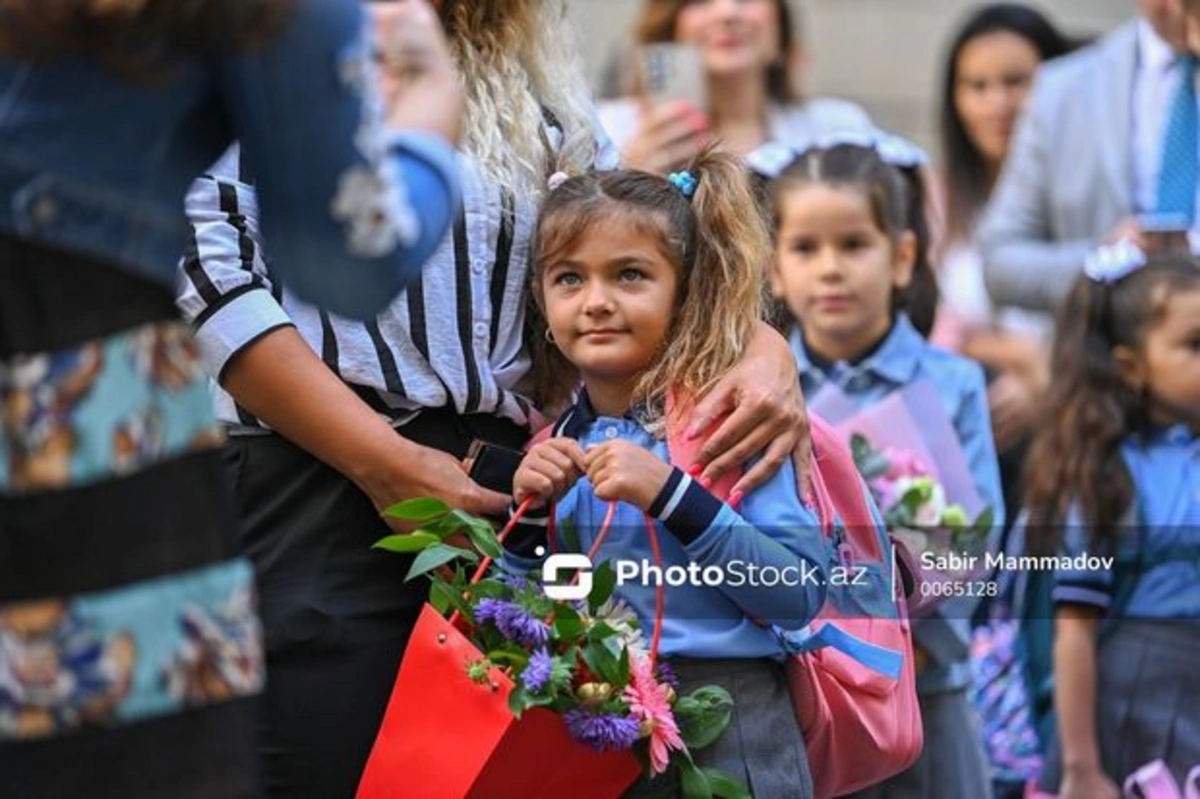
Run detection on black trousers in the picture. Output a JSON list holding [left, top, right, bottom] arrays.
[[224, 409, 527, 799]]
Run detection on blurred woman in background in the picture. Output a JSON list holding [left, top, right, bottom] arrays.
[[599, 0, 870, 174], [934, 3, 1071, 461]]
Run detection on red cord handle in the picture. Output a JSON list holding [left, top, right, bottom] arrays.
[[450, 496, 667, 667]]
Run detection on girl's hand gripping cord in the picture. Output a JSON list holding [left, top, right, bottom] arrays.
[[513, 437, 587, 509]]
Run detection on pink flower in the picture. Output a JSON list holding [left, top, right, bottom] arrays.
[[882, 447, 929, 481], [623, 654, 686, 775]]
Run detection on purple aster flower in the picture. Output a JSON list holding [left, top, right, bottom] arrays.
[[655, 661, 680, 693], [503, 610, 551, 648], [564, 709, 641, 752], [500, 574, 529, 591], [521, 649, 554, 693], [474, 598, 550, 648], [474, 598, 510, 627]]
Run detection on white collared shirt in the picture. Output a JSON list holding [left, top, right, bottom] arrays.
[[1131, 20, 1200, 224]]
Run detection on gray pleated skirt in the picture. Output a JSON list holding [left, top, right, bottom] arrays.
[[624, 657, 813, 799], [1038, 621, 1200, 790]]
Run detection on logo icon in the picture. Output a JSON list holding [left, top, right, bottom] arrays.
[[541, 553, 593, 601]]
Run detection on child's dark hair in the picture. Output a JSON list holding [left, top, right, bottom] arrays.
[[1024, 253, 1200, 551], [529, 146, 768, 422], [770, 144, 939, 336]]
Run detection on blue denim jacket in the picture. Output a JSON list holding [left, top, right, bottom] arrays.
[[790, 314, 1005, 693], [0, 0, 458, 320]]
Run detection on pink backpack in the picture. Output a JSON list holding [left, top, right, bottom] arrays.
[[663, 413, 923, 799], [528, 407, 923, 798]]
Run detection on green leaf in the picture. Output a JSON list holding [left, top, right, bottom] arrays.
[[430, 584, 450, 614], [587, 561, 617, 614], [486, 649, 530, 668], [405, 543, 477, 582], [677, 686, 733, 750], [553, 605, 584, 641], [464, 519, 503, 559], [704, 769, 751, 799], [415, 515, 463, 539], [381, 497, 452, 523], [581, 640, 620, 684], [616, 645, 630, 686], [470, 578, 508, 600], [973, 506, 995, 533], [679, 761, 714, 799], [586, 621, 618, 642], [508, 684, 528, 718], [429, 581, 472, 619], [372, 532, 440, 553]]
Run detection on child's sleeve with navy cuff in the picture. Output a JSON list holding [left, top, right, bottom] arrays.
[[1051, 509, 1115, 612], [647, 459, 829, 632]]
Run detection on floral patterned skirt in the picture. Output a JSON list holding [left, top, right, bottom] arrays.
[[0, 238, 264, 798]]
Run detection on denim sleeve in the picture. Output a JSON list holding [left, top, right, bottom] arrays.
[[215, 0, 459, 320], [648, 458, 829, 631]]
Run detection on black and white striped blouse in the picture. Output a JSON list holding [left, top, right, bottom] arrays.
[[177, 128, 618, 434]]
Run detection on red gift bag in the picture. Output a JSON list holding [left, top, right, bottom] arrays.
[[355, 604, 642, 798], [357, 502, 663, 799]]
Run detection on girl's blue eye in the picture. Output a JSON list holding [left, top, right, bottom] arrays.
[[619, 268, 646, 282], [553, 272, 581, 287]]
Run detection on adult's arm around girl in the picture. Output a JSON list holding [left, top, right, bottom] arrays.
[[215, 0, 461, 319], [689, 321, 812, 497]]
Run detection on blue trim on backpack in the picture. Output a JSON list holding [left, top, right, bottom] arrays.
[[781, 622, 905, 681]]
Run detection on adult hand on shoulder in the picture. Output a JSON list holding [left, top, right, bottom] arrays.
[[687, 323, 809, 501], [372, 0, 463, 144], [358, 441, 510, 532], [621, 99, 709, 175]]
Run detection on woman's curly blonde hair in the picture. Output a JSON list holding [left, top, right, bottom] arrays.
[[440, 0, 600, 197]]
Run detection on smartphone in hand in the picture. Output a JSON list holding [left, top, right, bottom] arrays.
[[463, 440, 523, 496], [634, 43, 707, 111]]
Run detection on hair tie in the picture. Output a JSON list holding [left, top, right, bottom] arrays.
[[1083, 239, 1147, 285], [667, 170, 698, 199], [547, 171, 569, 191]]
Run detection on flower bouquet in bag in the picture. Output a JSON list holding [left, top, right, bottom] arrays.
[[810, 381, 995, 608], [355, 498, 750, 799]]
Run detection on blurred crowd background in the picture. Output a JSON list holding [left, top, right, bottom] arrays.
[[569, 0, 1128, 152]]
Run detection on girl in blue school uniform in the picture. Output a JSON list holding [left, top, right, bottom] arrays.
[[505, 149, 839, 798], [766, 135, 1003, 798], [1024, 248, 1200, 799]]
